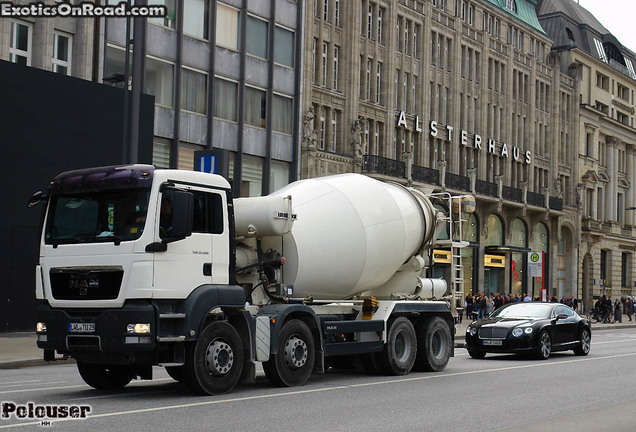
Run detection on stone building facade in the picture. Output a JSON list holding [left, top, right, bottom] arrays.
[[302, 0, 579, 303], [538, 0, 636, 309]]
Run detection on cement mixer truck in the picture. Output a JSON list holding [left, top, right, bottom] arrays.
[[30, 164, 474, 395]]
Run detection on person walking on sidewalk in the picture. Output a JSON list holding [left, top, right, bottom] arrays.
[[613, 299, 622, 324], [626, 297, 633, 321]]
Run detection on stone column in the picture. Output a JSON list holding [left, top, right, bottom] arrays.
[[606, 138, 615, 221], [628, 148, 635, 225]]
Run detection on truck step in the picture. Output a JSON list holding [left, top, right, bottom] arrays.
[[157, 336, 186, 342], [159, 313, 186, 319]]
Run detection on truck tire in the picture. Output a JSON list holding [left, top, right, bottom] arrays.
[[165, 365, 186, 383], [413, 317, 452, 372], [263, 319, 315, 387], [376, 317, 417, 375], [77, 362, 134, 390], [184, 321, 244, 395]]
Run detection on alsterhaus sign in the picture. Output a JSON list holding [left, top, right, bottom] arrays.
[[396, 111, 533, 164]]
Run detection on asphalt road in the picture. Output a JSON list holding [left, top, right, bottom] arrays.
[[1, 328, 636, 432]]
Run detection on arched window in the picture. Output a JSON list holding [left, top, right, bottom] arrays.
[[464, 213, 478, 243], [566, 28, 575, 44], [505, 0, 517, 13], [510, 218, 527, 296], [485, 214, 504, 246]]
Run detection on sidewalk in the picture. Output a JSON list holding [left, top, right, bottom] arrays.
[[1, 316, 636, 369]]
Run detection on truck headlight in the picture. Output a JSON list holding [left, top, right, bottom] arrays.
[[512, 328, 523, 338], [127, 323, 151, 334], [36, 322, 47, 333]]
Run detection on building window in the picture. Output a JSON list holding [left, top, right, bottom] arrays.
[[246, 15, 268, 59], [148, 0, 176, 29], [181, 68, 207, 114], [9, 20, 32, 66], [378, 8, 384, 44], [323, 0, 330, 22], [413, 25, 419, 58], [322, 42, 328, 87], [376, 62, 382, 104], [622, 253, 629, 288], [404, 20, 409, 55], [368, 4, 373, 39], [274, 26, 294, 67], [213, 77, 237, 122], [319, 107, 326, 150], [330, 110, 338, 152], [366, 59, 372, 101], [244, 86, 267, 128], [270, 160, 290, 194], [312, 38, 317, 84], [183, 0, 208, 39], [505, 0, 517, 13], [335, 0, 340, 26], [333, 45, 340, 91], [52, 31, 71, 75], [216, 3, 240, 50], [396, 17, 401, 52], [272, 94, 293, 135], [145, 56, 174, 107]]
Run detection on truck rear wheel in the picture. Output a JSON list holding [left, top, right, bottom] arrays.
[[77, 362, 134, 390], [263, 319, 315, 387], [376, 317, 417, 375], [184, 321, 244, 395], [413, 317, 451, 372]]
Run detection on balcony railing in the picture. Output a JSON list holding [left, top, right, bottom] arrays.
[[475, 180, 497, 198], [549, 197, 563, 211], [412, 165, 439, 185], [363, 155, 405, 178], [502, 186, 522, 203], [527, 191, 544, 207], [445, 172, 470, 191]]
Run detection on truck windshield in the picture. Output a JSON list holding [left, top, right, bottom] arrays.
[[45, 188, 151, 245]]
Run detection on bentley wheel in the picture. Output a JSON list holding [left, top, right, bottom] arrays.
[[573, 328, 591, 356], [468, 350, 486, 359], [535, 331, 552, 360]]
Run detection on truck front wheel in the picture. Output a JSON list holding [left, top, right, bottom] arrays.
[[414, 317, 452, 372], [184, 321, 244, 395], [263, 319, 315, 387], [77, 362, 134, 390], [377, 317, 417, 375]]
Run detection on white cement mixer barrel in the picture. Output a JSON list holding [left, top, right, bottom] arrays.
[[258, 174, 436, 299]]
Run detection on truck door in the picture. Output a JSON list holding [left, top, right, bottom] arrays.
[[153, 184, 230, 298]]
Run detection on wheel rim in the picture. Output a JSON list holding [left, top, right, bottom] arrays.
[[581, 330, 591, 353], [394, 330, 412, 362], [206, 339, 234, 376], [540, 333, 551, 358], [284, 336, 308, 369], [431, 329, 447, 360]]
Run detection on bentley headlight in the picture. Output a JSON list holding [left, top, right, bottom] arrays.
[[524, 327, 533, 334], [469, 327, 477, 336], [512, 328, 523, 337]]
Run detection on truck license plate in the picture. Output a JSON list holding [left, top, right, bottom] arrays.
[[483, 339, 502, 346], [68, 323, 96, 333]]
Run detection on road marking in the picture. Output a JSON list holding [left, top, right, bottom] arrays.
[[0, 381, 65, 389], [2, 351, 636, 429], [0, 378, 173, 396], [0, 380, 43, 385]]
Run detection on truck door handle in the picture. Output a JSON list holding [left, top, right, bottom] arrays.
[[203, 263, 212, 276]]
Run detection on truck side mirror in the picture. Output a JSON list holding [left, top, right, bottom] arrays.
[[27, 190, 47, 208], [169, 189, 194, 241]]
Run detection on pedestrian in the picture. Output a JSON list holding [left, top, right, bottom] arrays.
[[523, 293, 532, 302], [613, 299, 622, 324], [478, 292, 487, 319], [625, 297, 632, 321]]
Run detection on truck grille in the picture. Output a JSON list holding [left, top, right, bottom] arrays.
[[479, 327, 508, 339], [50, 267, 123, 300]]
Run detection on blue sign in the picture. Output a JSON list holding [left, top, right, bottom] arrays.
[[197, 154, 217, 173]]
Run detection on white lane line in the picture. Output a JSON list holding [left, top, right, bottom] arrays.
[[2, 351, 636, 429], [0, 381, 66, 389], [0, 378, 173, 396], [0, 380, 43, 385]]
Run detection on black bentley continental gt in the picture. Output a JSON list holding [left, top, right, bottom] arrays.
[[465, 302, 591, 359]]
